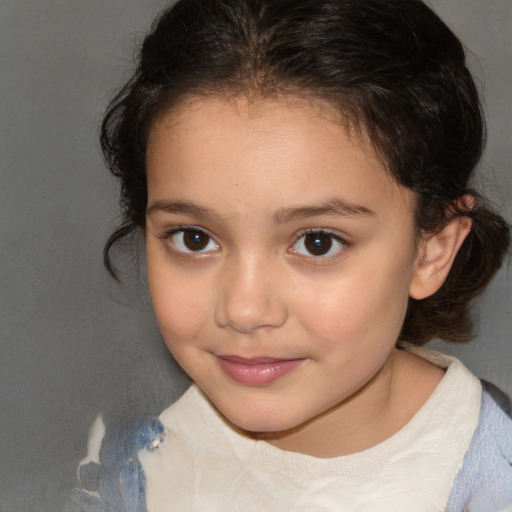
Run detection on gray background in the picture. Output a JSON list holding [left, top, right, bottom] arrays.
[[0, 1, 510, 511]]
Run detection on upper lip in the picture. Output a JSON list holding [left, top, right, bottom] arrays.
[[216, 354, 302, 364]]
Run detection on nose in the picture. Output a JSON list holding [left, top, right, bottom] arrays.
[[214, 254, 288, 334]]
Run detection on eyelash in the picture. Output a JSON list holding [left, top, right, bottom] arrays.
[[289, 229, 348, 261], [159, 226, 348, 262], [163, 226, 219, 255]]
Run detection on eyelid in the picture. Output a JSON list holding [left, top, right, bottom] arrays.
[[161, 225, 220, 255], [288, 228, 349, 262], [155, 224, 211, 238]]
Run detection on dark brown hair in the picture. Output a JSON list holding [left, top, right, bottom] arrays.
[[101, 0, 509, 345]]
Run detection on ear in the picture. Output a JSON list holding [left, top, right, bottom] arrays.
[[409, 215, 472, 300]]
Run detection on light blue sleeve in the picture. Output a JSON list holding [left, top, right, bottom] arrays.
[[446, 382, 512, 512], [60, 417, 165, 512]]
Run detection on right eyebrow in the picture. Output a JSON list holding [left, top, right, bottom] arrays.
[[146, 200, 226, 224]]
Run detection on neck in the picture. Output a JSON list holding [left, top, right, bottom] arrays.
[[254, 349, 444, 458]]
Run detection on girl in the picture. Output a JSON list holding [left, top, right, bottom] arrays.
[[63, 0, 511, 510]]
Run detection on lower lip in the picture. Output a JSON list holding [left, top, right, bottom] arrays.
[[216, 357, 303, 386]]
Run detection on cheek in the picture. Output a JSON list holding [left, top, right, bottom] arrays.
[[151, 284, 202, 341], [146, 247, 212, 345], [292, 258, 412, 354]]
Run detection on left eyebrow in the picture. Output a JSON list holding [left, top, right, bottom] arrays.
[[273, 198, 375, 224]]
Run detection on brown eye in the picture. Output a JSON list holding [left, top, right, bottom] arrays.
[[183, 230, 209, 251], [304, 233, 333, 255], [292, 230, 346, 258], [170, 229, 219, 253]]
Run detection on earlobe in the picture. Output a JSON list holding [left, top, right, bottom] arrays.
[[409, 215, 472, 300]]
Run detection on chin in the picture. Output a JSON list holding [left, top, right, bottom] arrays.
[[219, 403, 305, 436]]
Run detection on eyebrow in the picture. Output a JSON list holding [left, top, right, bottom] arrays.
[[272, 198, 375, 224], [146, 197, 375, 224], [146, 200, 225, 223]]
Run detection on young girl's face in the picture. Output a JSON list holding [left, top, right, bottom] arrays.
[[145, 95, 422, 446]]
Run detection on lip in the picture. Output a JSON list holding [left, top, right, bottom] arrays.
[[216, 355, 304, 386]]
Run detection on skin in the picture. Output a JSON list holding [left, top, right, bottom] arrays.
[[145, 95, 467, 458]]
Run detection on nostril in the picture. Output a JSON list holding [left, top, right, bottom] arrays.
[[214, 287, 288, 333], [215, 297, 277, 333]]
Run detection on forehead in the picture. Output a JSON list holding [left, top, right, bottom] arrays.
[[148, 93, 370, 162], [146, 95, 414, 220]]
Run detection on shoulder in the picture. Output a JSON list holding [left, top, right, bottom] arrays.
[[60, 414, 165, 512], [446, 381, 512, 512]]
